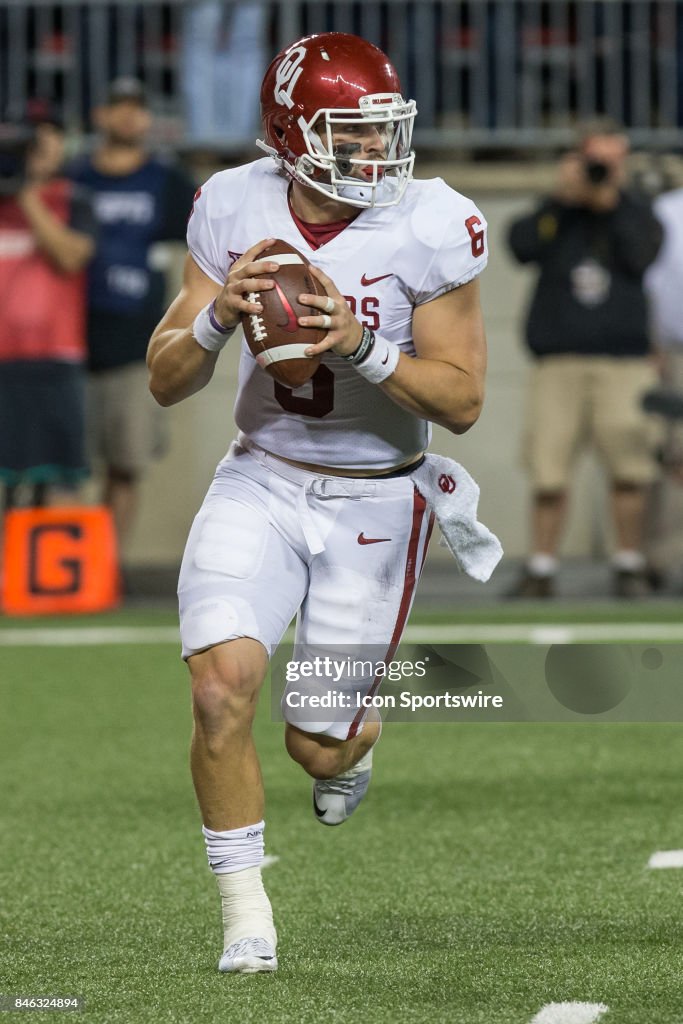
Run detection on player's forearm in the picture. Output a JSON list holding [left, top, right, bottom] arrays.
[[147, 328, 219, 406], [380, 354, 484, 434]]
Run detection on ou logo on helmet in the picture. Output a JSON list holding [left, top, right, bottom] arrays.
[[274, 46, 307, 109]]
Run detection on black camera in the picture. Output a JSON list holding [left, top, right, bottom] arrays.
[[584, 159, 610, 185], [0, 123, 34, 196]]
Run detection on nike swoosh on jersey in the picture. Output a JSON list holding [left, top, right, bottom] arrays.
[[274, 281, 299, 333], [361, 273, 393, 286], [357, 533, 392, 545]]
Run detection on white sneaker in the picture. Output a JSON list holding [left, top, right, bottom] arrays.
[[218, 937, 278, 974], [313, 720, 381, 826]]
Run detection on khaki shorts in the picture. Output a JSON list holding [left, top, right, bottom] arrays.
[[523, 355, 661, 491], [87, 361, 168, 476]]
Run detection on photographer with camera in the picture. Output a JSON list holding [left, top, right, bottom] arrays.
[[507, 121, 664, 598], [0, 103, 96, 512]]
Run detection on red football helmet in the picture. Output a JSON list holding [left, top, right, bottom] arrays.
[[257, 33, 416, 209]]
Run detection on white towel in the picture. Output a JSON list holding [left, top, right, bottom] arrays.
[[410, 454, 503, 582]]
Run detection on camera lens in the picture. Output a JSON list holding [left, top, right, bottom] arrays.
[[585, 159, 609, 185]]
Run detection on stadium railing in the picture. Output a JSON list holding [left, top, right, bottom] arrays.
[[1, 0, 683, 152]]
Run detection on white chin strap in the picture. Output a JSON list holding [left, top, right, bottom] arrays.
[[335, 175, 398, 204]]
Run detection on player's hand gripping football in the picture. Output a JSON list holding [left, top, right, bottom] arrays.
[[298, 266, 363, 359], [212, 238, 280, 329]]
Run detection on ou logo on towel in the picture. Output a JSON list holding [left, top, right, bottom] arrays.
[[438, 474, 456, 494]]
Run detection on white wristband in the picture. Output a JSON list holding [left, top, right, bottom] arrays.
[[353, 333, 401, 384], [192, 300, 236, 353]]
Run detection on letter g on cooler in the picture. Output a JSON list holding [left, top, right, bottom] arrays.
[[1, 506, 120, 615], [28, 522, 82, 596]]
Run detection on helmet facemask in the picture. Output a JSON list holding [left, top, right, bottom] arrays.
[[259, 93, 416, 209]]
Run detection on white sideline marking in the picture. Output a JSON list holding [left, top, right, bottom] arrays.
[[262, 855, 279, 869], [530, 1003, 609, 1024], [0, 621, 682, 647], [0, 626, 181, 646], [409, 623, 683, 644], [648, 849, 683, 869]]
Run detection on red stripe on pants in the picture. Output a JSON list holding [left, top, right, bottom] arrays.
[[346, 488, 428, 739]]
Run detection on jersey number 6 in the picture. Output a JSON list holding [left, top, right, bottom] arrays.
[[465, 215, 485, 258]]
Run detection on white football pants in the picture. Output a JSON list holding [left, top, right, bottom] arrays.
[[178, 439, 433, 738]]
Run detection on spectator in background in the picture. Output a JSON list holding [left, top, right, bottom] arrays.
[[0, 103, 95, 512], [643, 184, 683, 585], [67, 78, 196, 554], [181, 1, 268, 148], [507, 121, 663, 599]]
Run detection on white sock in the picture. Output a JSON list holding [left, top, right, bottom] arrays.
[[527, 553, 558, 577], [202, 821, 265, 873], [612, 549, 646, 571], [202, 821, 276, 950]]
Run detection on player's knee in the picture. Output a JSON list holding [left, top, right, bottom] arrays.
[[190, 649, 262, 730]]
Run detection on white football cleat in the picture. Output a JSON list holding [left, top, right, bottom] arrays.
[[218, 936, 278, 974], [313, 718, 381, 826]]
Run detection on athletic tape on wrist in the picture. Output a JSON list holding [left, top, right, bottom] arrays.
[[192, 300, 236, 352], [353, 333, 401, 384]]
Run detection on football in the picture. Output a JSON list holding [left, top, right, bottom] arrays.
[[240, 239, 328, 389]]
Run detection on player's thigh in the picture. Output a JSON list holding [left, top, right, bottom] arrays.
[[98, 362, 168, 474], [284, 483, 432, 740], [302, 483, 431, 646], [179, 476, 309, 660], [523, 356, 588, 491], [592, 358, 662, 483]]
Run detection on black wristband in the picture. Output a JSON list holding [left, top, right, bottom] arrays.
[[341, 326, 375, 365]]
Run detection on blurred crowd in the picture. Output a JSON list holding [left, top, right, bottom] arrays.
[[0, 79, 195, 579], [4, 69, 683, 599]]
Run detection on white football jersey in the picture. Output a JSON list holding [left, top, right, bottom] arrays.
[[187, 158, 487, 470]]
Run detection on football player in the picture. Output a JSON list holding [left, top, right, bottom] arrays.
[[147, 32, 489, 974]]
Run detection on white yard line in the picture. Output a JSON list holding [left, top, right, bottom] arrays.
[[0, 621, 681, 647], [648, 850, 683, 869], [530, 1003, 609, 1024], [0, 626, 181, 646], [261, 855, 279, 869], [408, 623, 683, 643]]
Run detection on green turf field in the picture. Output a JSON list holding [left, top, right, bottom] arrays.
[[1, 608, 682, 1023]]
